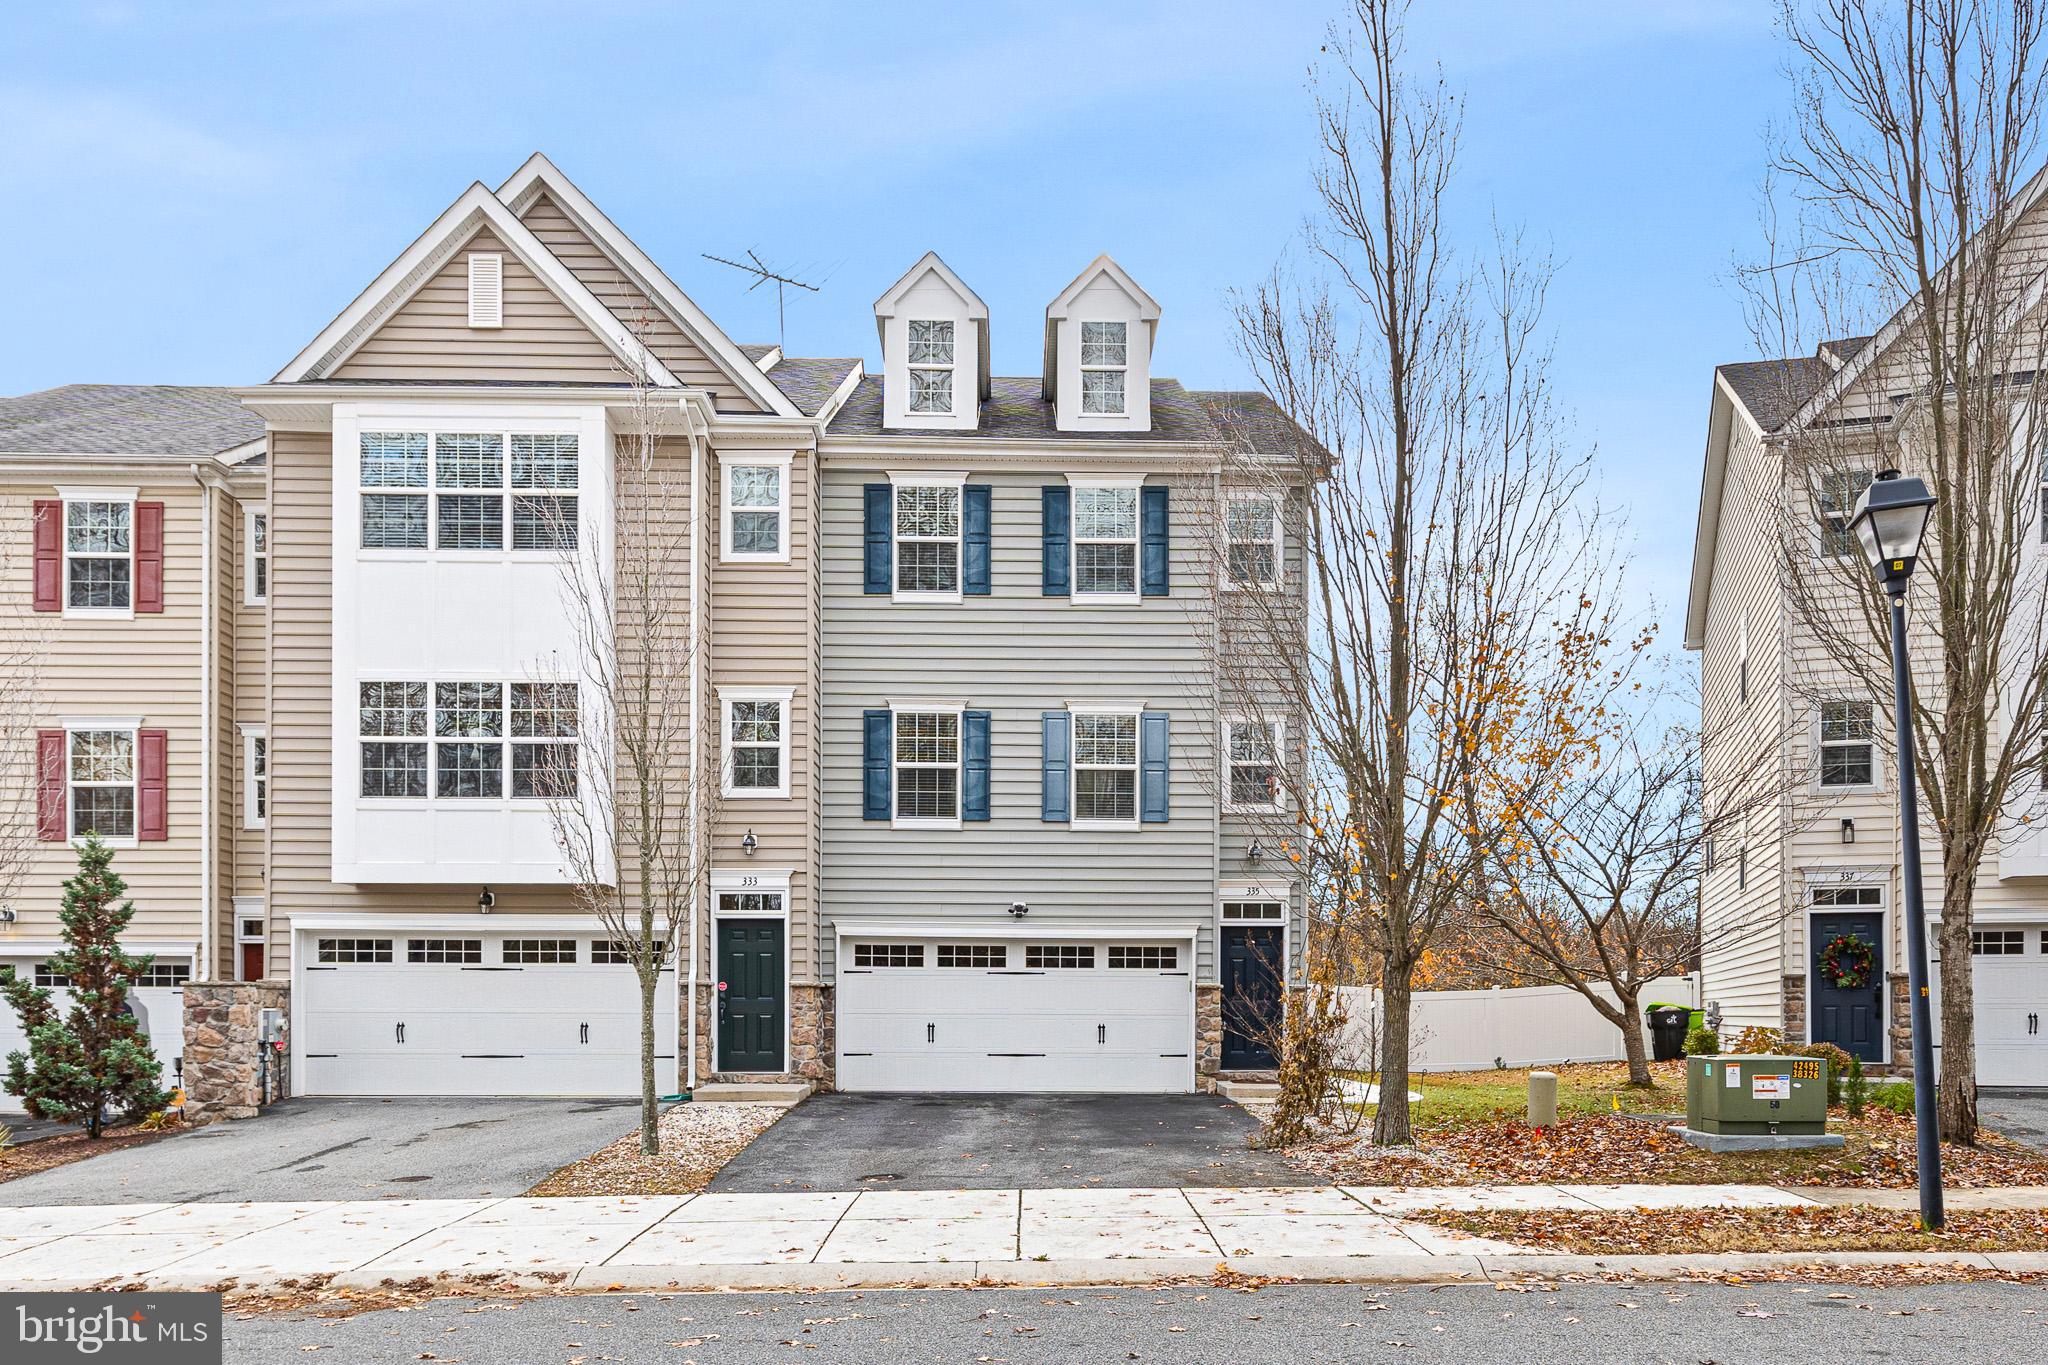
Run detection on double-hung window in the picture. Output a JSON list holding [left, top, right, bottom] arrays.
[[1072, 484, 1139, 599], [68, 727, 136, 840], [895, 481, 962, 595], [1225, 719, 1283, 810], [246, 508, 268, 604], [1226, 495, 1281, 588], [359, 430, 578, 553], [1079, 321, 1128, 415], [1818, 700, 1875, 788], [360, 679, 578, 801], [435, 682, 504, 798], [1816, 467, 1874, 558], [242, 725, 267, 829], [510, 683, 578, 799], [723, 460, 788, 561], [907, 320, 955, 414], [66, 498, 133, 610], [894, 709, 960, 823], [1072, 710, 1139, 826], [359, 682, 429, 797], [723, 690, 791, 798]]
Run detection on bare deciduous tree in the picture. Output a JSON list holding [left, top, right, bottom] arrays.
[[1221, 0, 1629, 1146], [1744, 0, 2048, 1142], [0, 509, 44, 924]]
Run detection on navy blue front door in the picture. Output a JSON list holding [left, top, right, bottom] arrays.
[[1221, 926, 1282, 1071], [1811, 911, 1886, 1062]]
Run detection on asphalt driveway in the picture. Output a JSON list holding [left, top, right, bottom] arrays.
[[1981, 1089, 2048, 1153], [0, 1097, 639, 1205], [709, 1092, 1309, 1192]]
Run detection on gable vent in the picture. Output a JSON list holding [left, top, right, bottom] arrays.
[[467, 252, 504, 329]]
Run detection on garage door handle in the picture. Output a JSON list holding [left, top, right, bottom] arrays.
[[395, 1022, 405, 1045], [580, 1022, 590, 1045], [927, 1023, 936, 1044], [1098, 1024, 1106, 1045]]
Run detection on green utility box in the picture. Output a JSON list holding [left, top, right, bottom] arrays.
[[1686, 1055, 1828, 1135]]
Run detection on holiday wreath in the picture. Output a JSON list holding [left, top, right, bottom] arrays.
[[1819, 933, 1875, 991]]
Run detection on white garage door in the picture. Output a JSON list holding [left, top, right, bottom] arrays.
[[1972, 927, 2048, 1088], [297, 932, 676, 1097], [837, 938, 1193, 1093], [0, 958, 187, 1114]]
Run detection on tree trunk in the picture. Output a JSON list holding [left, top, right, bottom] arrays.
[[1935, 867, 1978, 1145], [639, 901, 660, 1156], [1613, 985, 1651, 1089], [1371, 966, 1415, 1146]]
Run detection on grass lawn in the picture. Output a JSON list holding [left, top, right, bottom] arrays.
[[1283, 1060, 2048, 1188]]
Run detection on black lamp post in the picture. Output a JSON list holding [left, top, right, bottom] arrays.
[[1847, 467, 1942, 1230]]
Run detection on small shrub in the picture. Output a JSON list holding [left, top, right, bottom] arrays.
[[1845, 1056, 1868, 1118], [1793, 1042, 1851, 1106], [1684, 1025, 1720, 1056], [1870, 1080, 1915, 1116], [137, 1109, 181, 1133], [1729, 1026, 1785, 1054]]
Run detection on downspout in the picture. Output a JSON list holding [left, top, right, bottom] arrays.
[[684, 404, 704, 1093], [190, 464, 215, 982]]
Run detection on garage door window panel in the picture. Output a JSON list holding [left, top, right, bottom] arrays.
[[408, 938, 483, 964], [1108, 945, 1177, 969], [593, 937, 666, 964], [1025, 945, 1095, 969], [503, 939, 576, 964], [317, 938, 392, 964], [853, 943, 923, 968], [936, 944, 1005, 968], [1973, 929, 2026, 955]]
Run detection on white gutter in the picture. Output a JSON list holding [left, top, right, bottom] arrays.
[[190, 464, 216, 981]]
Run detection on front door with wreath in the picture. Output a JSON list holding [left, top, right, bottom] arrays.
[[1810, 910, 1886, 1062]]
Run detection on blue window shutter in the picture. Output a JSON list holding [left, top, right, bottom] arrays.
[[962, 710, 992, 820], [963, 485, 992, 596], [1140, 711, 1170, 823], [863, 484, 892, 595], [1041, 486, 1070, 596], [862, 709, 892, 820], [1141, 485, 1170, 597], [1040, 711, 1071, 821]]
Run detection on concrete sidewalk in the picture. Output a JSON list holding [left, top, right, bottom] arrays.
[[1, 1184, 2041, 1295]]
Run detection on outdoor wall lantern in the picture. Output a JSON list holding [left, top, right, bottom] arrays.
[[740, 829, 759, 856], [1841, 818, 1855, 845], [477, 886, 494, 914], [1246, 838, 1266, 866]]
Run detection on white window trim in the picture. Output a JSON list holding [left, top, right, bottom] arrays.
[[56, 485, 138, 621], [354, 677, 578, 807], [234, 895, 267, 982], [241, 723, 267, 830], [1078, 320, 1129, 416], [720, 451, 794, 564], [1223, 492, 1283, 591], [1813, 465, 1876, 561], [708, 893, 790, 1075], [62, 718, 141, 848], [1223, 717, 1286, 813], [721, 687, 794, 800], [244, 504, 268, 605], [1815, 699, 1882, 794], [1069, 702, 1144, 832], [889, 699, 965, 831], [355, 426, 583, 560], [1064, 471, 1147, 605], [888, 469, 969, 604], [906, 318, 958, 416]]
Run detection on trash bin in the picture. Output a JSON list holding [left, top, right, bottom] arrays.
[[1648, 1005, 1691, 1062]]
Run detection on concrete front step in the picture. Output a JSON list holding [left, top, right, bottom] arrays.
[[1216, 1078, 1281, 1101], [689, 1081, 813, 1106]]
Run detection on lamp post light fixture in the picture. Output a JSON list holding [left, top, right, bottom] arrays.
[[1848, 467, 1942, 1230]]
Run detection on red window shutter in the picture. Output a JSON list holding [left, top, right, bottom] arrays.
[[138, 729, 169, 841], [32, 499, 61, 612], [36, 730, 65, 841], [135, 502, 165, 613]]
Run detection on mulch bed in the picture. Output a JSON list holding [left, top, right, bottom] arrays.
[[1280, 1109, 2048, 1188], [1427, 1205, 2048, 1254], [0, 1122, 169, 1184], [524, 1102, 784, 1196]]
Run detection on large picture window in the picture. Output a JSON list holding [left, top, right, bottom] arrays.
[[359, 429, 577, 553], [359, 679, 575, 801]]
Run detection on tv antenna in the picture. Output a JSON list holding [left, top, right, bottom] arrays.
[[702, 248, 820, 350]]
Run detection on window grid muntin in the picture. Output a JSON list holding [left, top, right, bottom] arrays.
[[1972, 929, 2026, 955], [1108, 945, 1177, 969], [853, 943, 924, 968], [359, 429, 577, 552], [1025, 945, 1095, 969], [68, 728, 136, 840], [894, 483, 962, 594], [1818, 700, 1875, 787], [359, 679, 574, 801], [1072, 711, 1138, 823], [936, 944, 1006, 968], [502, 938, 577, 964], [407, 938, 482, 964], [1817, 467, 1875, 559], [894, 710, 960, 820], [1227, 720, 1281, 808], [1079, 321, 1128, 415], [65, 500, 133, 609], [727, 697, 785, 793], [134, 962, 190, 987], [1226, 496, 1280, 587], [317, 938, 393, 964], [727, 464, 784, 556], [593, 937, 668, 965], [907, 320, 955, 414], [1072, 485, 1139, 596]]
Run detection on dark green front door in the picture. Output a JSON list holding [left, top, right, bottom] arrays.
[[717, 918, 784, 1073]]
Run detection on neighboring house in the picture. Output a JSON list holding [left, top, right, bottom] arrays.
[[1688, 324, 2047, 1089], [3, 154, 1309, 1103], [0, 385, 270, 1108]]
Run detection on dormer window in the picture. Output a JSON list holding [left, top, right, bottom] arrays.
[[908, 320, 955, 414], [1080, 322, 1128, 415]]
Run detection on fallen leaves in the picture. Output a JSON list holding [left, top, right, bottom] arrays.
[[1417, 1205, 2048, 1255], [524, 1104, 785, 1196]]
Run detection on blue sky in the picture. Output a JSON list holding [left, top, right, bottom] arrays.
[[0, 0, 1783, 628]]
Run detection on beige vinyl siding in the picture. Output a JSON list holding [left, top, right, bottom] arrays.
[[0, 478, 209, 950], [519, 193, 767, 414], [818, 466, 1223, 978], [708, 447, 820, 983], [331, 226, 627, 384], [228, 480, 269, 978]]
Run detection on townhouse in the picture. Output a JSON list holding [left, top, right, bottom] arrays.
[[1, 155, 1307, 1109]]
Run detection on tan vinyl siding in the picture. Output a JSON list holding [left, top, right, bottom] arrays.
[[331, 226, 628, 384], [708, 448, 820, 982], [228, 478, 269, 972], [519, 193, 767, 414]]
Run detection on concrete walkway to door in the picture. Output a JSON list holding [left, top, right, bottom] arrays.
[[707, 1093, 1308, 1193]]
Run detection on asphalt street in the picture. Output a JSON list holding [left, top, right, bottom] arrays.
[[226, 1278, 2048, 1363]]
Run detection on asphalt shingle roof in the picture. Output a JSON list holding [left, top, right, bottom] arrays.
[[763, 358, 861, 416], [0, 384, 261, 458], [1190, 389, 1322, 459], [827, 376, 1223, 442], [1716, 336, 1874, 433]]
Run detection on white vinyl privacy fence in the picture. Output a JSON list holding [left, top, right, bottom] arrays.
[[1339, 976, 1699, 1073]]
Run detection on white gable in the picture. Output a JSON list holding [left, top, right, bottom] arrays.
[[1043, 255, 1161, 433], [874, 252, 990, 432]]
